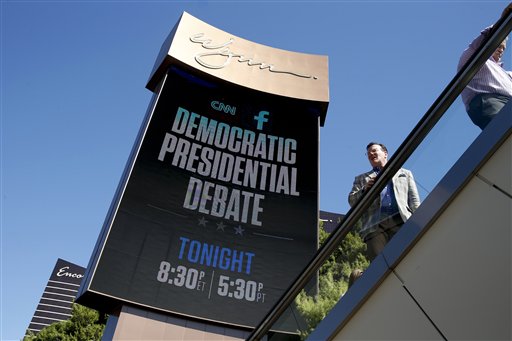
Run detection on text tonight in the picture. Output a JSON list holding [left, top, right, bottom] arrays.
[[178, 236, 255, 275]]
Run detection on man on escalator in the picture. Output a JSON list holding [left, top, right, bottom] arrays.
[[348, 142, 421, 263]]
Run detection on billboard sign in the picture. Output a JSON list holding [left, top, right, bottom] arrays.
[[77, 12, 328, 332]]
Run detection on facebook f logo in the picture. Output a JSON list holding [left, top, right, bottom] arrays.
[[254, 111, 270, 130]]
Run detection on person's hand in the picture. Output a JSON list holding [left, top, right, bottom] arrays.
[[502, 3, 512, 19], [364, 174, 377, 191]]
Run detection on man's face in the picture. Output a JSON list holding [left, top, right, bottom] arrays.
[[367, 144, 388, 169], [492, 40, 507, 62]]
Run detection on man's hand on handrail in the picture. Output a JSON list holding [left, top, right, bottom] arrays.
[[502, 3, 512, 19]]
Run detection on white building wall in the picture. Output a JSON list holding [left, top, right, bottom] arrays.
[[331, 135, 511, 341]]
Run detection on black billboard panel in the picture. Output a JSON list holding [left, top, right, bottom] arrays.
[[77, 12, 328, 332]]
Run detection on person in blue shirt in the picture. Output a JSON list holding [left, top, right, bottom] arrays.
[[348, 142, 421, 262]]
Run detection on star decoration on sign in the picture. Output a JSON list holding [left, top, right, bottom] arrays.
[[234, 225, 245, 236], [216, 222, 226, 232], [198, 217, 208, 226]]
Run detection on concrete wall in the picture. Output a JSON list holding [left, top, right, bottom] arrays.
[[102, 305, 252, 340]]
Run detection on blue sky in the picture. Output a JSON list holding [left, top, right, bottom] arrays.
[[1, 1, 509, 340]]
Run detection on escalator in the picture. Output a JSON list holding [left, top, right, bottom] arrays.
[[247, 7, 512, 341]]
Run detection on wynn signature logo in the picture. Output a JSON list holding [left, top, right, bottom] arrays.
[[189, 33, 317, 80]]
